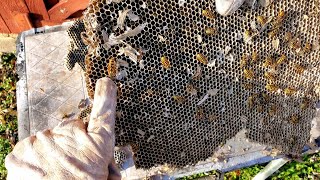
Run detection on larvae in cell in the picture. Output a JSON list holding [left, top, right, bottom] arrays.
[[276, 54, 287, 65], [186, 83, 197, 95], [251, 51, 259, 64], [268, 104, 277, 116], [137, 48, 144, 61], [195, 107, 205, 120], [243, 68, 255, 79], [272, 9, 285, 28], [264, 72, 276, 82], [303, 42, 312, 54], [172, 96, 186, 103], [161, 56, 171, 69], [284, 32, 293, 43], [268, 28, 279, 39], [192, 65, 202, 80], [257, 15, 267, 25], [205, 27, 217, 35], [208, 114, 219, 121], [196, 53, 208, 65], [265, 84, 279, 92], [244, 29, 252, 41], [284, 87, 296, 96], [289, 38, 301, 51], [261, 92, 270, 103], [263, 56, 274, 68], [242, 83, 253, 90], [293, 64, 306, 74], [130, 143, 139, 153], [277, 10, 286, 19], [202, 9, 215, 19], [240, 54, 249, 68], [289, 114, 300, 124], [257, 104, 264, 113], [247, 95, 256, 109], [300, 97, 310, 110]]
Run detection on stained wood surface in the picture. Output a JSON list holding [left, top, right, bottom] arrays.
[[0, 0, 29, 13], [0, 14, 10, 34], [44, 0, 59, 9], [33, 19, 63, 27], [48, 0, 89, 21], [0, 0, 88, 33], [0, 0, 30, 33], [14, 13, 33, 30], [25, 0, 50, 20]]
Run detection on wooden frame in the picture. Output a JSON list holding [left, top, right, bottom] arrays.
[[48, 0, 89, 21], [25, 0, 50, 20], [0, 0, 89, 33]]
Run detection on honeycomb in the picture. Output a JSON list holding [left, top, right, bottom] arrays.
[[78, 105, 92, 120], [114, 149, 128, 167], [65, 20, 87, 71], [79, 0, 320, 168]]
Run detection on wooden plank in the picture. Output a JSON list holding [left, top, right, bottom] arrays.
[[0, 14, 10, 33], [25, 0, 50, 20], [0, 0, 31, 33], [0, 0, 29, 13], [14, 13, 33, 31], [48, 0, 89, 21], [68, 10, 85, 18], [44, 0, 59, 9], [33, 19, 63, 27]]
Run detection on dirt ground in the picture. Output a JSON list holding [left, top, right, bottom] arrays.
[[0, 33, 17, 52]]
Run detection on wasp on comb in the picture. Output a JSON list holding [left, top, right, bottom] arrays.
[[196, 53, 208, 65], [107, 57, 117, 79]]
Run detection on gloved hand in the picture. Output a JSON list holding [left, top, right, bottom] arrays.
[[216, 0, 273, 16], [5, 77, 121, 180], [216, 0, 246, 16]]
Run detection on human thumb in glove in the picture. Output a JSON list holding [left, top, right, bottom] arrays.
[[5, 77, 120, 180]]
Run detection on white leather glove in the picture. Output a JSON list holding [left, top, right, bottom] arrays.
[[216, 0, 274, 16], [5, 77, 121, 180], [216, 0, 246, 16]]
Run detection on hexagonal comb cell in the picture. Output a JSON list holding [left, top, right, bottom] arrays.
[[65, 20, 87, 71], [70, 0, 320, 168]]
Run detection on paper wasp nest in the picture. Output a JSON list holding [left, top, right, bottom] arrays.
[[77, 0, 320, 168]]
